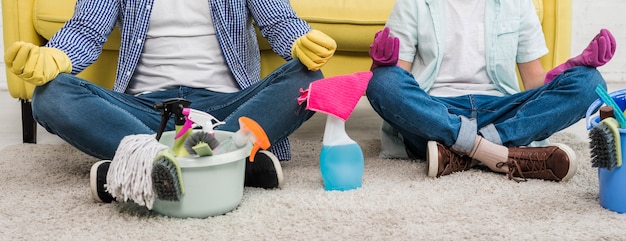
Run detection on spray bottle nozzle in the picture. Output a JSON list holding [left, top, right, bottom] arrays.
[[174, 108, 225, 139], [212, 117, 271, 161], [237, 117, 270, 162]]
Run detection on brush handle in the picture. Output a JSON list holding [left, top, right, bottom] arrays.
[[600, 106, 615, 120]]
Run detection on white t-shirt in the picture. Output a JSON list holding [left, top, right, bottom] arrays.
[[429, 0, 502, 97], [128, 0, 239, 95]]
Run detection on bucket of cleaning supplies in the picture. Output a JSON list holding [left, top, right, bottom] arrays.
[[586, 88, 626, 213], [151, 130, 252, 218]]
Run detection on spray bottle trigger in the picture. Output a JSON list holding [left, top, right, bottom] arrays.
[[174, 117, 194, 139], [249, 145, 260, 163]]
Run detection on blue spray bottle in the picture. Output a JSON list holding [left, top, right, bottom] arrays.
[[319, 114, 364, 191], [298, 71, 373, 191]]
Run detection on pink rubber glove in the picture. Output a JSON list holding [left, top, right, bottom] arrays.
[[545, 28, 616, 83], [369, 27, 400, 70]]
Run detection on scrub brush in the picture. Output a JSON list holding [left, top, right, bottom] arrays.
[[176, 108, 224, 156], [589, 117, 622, 170], [152, 149, 185, 201], [184, 131, 220, 156]]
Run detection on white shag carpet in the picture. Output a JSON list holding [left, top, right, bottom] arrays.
[[2, 132, 626, 240]]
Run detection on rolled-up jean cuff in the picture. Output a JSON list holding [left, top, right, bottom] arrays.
[[451, 116, 476, 155], [478, 124, 502, 145]]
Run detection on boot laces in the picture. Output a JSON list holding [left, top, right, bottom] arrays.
[[496, 150, 548, 182], [444, 150, 471, 173]]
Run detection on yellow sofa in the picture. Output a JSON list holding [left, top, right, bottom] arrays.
[[2, 0, 571, 143]]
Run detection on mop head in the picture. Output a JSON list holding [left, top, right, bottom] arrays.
[[589, 117, 622, 170], [106, 134, 168, 209], [298, 71, 373, 121], [184, 131, 220, 156]]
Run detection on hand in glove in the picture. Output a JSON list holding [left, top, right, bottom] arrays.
[[291, 30, 337, 71], [4, 41, 72, 86], [369, 27, 400, 70], [545, 28, 616, 83]]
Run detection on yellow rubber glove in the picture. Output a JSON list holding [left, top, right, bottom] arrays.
[[291, 30, 337, 71], [4, 41, 72, 86]]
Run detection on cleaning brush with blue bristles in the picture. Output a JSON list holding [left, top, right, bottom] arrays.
[[589, 117, 622, 170]]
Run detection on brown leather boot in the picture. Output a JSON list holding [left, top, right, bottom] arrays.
[[496, 143, 577, 182], [427, 141, 474, 177]]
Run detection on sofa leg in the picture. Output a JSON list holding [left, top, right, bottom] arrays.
[[21, 99, 37, 143]]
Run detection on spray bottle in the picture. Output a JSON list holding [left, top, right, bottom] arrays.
[[212, 116, 271, 162], [297, 71, 373, 191], [176, 108, 225, 138], [154, 98, 191, 157], [319, 115, 364, 191]]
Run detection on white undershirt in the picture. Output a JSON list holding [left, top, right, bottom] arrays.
[[127, 0, 239, 95], [429, 0, 502, 97]]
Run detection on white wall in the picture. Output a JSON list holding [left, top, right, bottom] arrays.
[[0, 1, 625, 91], [0, 3, 5, 90], [572, 0, 626, 82]]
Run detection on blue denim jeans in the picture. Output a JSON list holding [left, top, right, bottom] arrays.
[[366, 66, 605, 158], [32, 60, 322, 160]]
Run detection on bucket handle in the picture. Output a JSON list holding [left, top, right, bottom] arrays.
[[586, 89, 626, 130]]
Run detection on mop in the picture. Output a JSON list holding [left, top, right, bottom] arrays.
[[297, 71, 373, 191], [106, 134, 168, 209], [106, 98, 192, 207]]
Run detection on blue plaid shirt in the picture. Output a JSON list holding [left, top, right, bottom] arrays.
[[46, 0, 312, 160]]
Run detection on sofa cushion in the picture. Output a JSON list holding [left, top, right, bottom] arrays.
[[33, 0, 75, 40], [33, 0, 121, 50], [290, 0, 394, 52]]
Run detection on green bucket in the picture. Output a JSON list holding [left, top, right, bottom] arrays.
[[151, 130, 252, 218]]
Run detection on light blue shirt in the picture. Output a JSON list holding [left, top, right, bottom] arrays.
[[46, 0, 311, 93], [386, 0, 548, 94]]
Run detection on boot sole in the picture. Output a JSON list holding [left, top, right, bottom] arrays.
[[426, 141, 438, 177], [90, 160, 110, 202]]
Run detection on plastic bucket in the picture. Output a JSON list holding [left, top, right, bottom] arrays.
[[151, 130, 252, 218], [586, 88, 626, 213]]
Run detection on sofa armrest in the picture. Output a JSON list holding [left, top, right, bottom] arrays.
[[2, 0, 42, 99]]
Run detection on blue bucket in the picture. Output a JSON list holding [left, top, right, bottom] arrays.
[[586, 88, 626, 213]]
